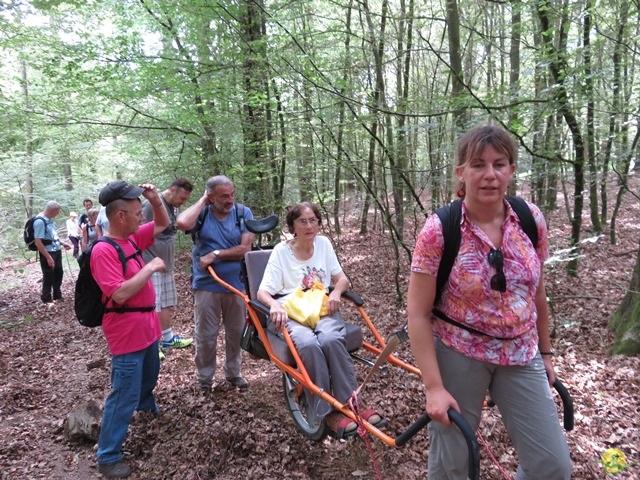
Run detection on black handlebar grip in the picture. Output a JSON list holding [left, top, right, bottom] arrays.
[[395, 410, 480, 480], [553, 379, 574, 432], [395, 413, 431, 447], [448, 410, 480, 480]]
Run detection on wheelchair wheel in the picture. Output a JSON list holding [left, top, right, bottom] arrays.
[[282, 372, 328, 441]]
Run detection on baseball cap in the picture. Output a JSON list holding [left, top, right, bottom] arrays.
[[70, 211, 78, 217], [99, 181, 144, 206]]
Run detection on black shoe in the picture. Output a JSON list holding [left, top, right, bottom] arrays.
[[227, 376, 248, 389], [98, 461, 131, 478]]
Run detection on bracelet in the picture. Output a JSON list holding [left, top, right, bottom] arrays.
[[539, 351, 554, 356]]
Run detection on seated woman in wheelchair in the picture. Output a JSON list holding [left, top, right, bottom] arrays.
[[257, 202, 383, 437]]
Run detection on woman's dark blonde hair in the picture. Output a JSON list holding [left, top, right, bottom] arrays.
[[285, 202, 322, 234], [454, 125, 516, 198]]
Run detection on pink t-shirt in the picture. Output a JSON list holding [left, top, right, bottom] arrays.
[[411, 199, 549, 366], [91, 222, 160, 355]]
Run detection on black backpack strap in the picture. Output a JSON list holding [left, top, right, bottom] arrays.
[[96, 236, 153, 313], [434, 199, 463, 307], [124, 238, 144, 272], [97, 237, 128, 273], [432, 309, 527, 341], [190, 207, 209, 242], [506, 196, 538, 249], [34, 216, 53, 245], [235, 203, 245, 231], [432, 196, 539, 338]]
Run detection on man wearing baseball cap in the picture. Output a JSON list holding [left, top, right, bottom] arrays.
[[92, 180, 169, 478]]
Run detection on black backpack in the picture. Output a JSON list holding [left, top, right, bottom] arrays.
[[24, 216, 52, 251], [190, 202, 246, 242], [74, 237, 155, 328], [431, 196, 538, 338]]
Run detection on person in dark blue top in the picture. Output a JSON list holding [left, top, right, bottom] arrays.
[[177, 175, 255, 392]]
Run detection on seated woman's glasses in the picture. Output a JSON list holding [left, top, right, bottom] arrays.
[[296, 217, 319, 226], [487, 248, 506, 292]]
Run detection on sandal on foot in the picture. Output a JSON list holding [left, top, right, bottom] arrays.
[[326, 412, 357, 439], [361, 408, 387, 427]]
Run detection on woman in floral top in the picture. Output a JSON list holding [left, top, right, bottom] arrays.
[[407, 125, 571, 479]]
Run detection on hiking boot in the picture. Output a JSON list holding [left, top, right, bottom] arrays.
[[98, 460, 131, 478], [227, 376, 248, 389], [162, 335, 193, 349]]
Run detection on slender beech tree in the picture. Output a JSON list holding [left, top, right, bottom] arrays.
[[583, 0, 602, 232], [537, 0, 586, 275]]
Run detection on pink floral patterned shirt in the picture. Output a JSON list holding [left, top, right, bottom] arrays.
[[411, 199, 549, 366]]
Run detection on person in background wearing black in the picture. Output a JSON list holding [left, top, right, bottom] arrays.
[[33, 201, 71, 303], [78, 198, 93, 228]]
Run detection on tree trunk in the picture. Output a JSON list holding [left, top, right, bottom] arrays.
[[537, 0, 585, 276], [508, 0, 521, 196], [20, 60, 34, 218], [603, 0, 634, 224], [241, 0, 269, 209], [271, 80, 287, 212], [333, 0, 355, 235], [446, 0, 466, 130], [583, 0, 602, 232], [608, 242, 640, 355]]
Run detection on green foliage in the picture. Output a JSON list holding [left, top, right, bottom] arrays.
[[0, 0, 638, 276]]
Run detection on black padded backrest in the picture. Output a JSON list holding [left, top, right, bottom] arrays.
[[244, 249, 272, 301]]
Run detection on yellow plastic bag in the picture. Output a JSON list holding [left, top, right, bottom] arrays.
[[283, 281, 328, 329]]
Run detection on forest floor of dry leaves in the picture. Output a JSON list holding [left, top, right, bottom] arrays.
[[1, 187, 639, 480]]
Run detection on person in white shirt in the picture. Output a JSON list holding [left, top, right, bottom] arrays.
[[257, 202, 383, 438], [66, 212, 81, 258]]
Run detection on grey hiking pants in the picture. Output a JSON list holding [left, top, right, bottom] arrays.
[[427, 339, 572, 480], [279, 313, 358, 419]]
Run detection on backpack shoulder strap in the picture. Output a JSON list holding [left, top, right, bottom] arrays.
[[191, 207, 209, 242], [506, 196, 538, 249], [235, 203, 245, 230], [33, 216, 52, 240], [96, 237, 129, 275], [434, 199, 463, 306]]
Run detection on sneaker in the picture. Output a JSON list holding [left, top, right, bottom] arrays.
[[98, 460, 131, 478], [227, 376, 248, 389], [162, 335, 193, 349], [159, 349, 165, 361]]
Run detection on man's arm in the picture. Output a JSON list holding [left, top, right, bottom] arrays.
[[535, 269, 556, 386], [176, 191, 209, 232], [110, 257, 166, 305], [198, 231, 254, 270], [34, 238, 55, 268], [140, 184, 170, 236], [33, 218, 55, 267]]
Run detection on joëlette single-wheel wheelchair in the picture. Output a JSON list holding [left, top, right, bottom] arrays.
[[206, 215, 574, 480]]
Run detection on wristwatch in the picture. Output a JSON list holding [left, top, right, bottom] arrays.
[[213, 249, 220, 258]]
